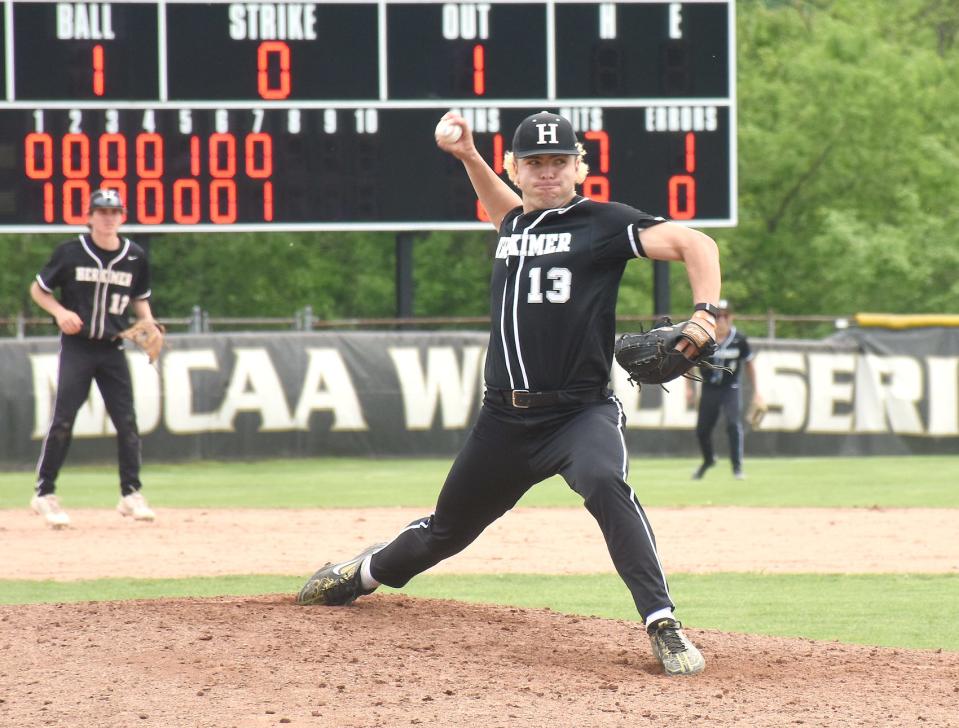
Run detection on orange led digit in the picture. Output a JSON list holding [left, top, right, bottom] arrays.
[[173, 179, 201, 224], [135, 133, 164, 178], [668, 174, 696, 220], [24, 133, 54, 179], [584, 130, 609, 173], [61, 133, 90, 179], [190, 136, 200, 177], [244, 133, 273, 178], [99, 133, 127, 178], [62, 180, 90, 224], [209, 133, 237, 179], [492, 133, 503, 174], [257, 41, 291, 100], [209, 179, 237, 224], [685, 132, 696, 173], [583, 175, 609, 202], [473, 44, 485, 96], [262, 181, 273, 221], [43, 182, 54, 223], [92, 45, 105, 97], [136, 180, 164, 224]]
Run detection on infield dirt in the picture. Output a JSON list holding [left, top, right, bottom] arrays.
[[2, 506, 958, 727]]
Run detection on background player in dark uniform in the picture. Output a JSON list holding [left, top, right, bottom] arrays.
[[29, 189, 157, 528], [297, 112, 723, 677], [688, 299, 764, 480]]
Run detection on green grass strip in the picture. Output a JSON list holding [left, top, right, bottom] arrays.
[[2, 455, 958, 508], [2, 573, 956, 651]]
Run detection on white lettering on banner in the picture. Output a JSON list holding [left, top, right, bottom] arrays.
[[389, 346, 484, 430], [855, 355, 924, 434], [163, 350, 222, 433], [806, 353, 855, 433], [30, 353, 159, 438], [25, 344, 959, 441], [217, 349, 294, 431], [292, 349, 367, 431], [618, 351, 959, 437], [163, 348, 366, 433], [927, 357, 959, 435], [751, 351, 807, 431]]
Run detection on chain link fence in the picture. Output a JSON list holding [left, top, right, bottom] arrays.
[[1, 307, 852, 340]]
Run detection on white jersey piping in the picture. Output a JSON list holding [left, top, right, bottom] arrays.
[[502, 197, 588, 390], [79, 235, 131, 339]]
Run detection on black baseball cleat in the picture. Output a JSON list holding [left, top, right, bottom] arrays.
[[647, 618, 706, 676], [691, 460, 715, 480], [296, 543, 387, 606]]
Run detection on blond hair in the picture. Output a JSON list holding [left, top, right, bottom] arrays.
[[503, 142, 590, 185]]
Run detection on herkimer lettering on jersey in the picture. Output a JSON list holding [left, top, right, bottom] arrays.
[[495, 232, 573, 259], [74, 267, 134, 287]]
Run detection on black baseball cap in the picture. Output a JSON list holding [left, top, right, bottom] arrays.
[[512, 111, 579, 158], [89, 188, 125, 212]]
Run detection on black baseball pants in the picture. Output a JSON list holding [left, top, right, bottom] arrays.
[[695, 384, 744, 470], [36, 335, 143, 496], [370, 393, 674, 619]]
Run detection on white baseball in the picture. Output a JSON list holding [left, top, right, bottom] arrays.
[[434, 119, 462, 143]]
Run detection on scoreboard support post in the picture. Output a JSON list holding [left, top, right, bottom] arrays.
[[653, 260, 671, 318], [395, 231, 415, 319]]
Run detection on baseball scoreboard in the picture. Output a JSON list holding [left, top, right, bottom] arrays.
[[0, 0, 736, 232]]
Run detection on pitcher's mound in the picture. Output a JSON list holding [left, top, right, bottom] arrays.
[[3, 594, 957, 727]]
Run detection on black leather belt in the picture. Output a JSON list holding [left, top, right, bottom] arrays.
[[486, 387, 608, 409]]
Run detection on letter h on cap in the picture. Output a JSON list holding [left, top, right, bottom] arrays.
[[536, 123, 559, 144]]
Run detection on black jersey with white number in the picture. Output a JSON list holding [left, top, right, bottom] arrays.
[[702, 327, 753, 389], [35, 235, 151, 340], [486, 195, 665, 391]]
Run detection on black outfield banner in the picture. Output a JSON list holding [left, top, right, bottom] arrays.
[[1, 329, 957, 467]]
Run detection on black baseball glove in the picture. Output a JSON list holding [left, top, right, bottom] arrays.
[[614, 317, 718, 387]]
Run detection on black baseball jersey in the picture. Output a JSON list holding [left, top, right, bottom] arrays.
[[702, 327, 753, 389], [486, 195, 665, 391], [36, 235, 151, 340]]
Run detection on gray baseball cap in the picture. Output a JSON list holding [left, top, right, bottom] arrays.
[[512, 111, 579, 158], [89, 188, 126, 212]]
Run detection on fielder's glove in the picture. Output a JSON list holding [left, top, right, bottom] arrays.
[[119, 319, 167, 364], [614, 317, 718, 387]]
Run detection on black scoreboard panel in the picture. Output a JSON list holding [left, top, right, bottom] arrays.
[[0, 0, 736, 232], [165, 3, 380, 100]]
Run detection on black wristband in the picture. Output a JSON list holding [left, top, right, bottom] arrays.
[[694, 302, 721, 318]]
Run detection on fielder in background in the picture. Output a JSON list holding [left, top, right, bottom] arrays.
[[297, 111, 723, 677], [29, 189, 157, 528], [688, 299, 764, 480]]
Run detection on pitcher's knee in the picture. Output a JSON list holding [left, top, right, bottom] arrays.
[[573, 472, 627, 507]]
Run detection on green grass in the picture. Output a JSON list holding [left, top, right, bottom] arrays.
[[2, 573, 956, 651], [3, 455, 957, 651], [2, 455, 958, 509]]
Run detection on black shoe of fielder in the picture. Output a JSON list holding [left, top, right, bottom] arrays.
[[691, 460, 715, 480], [647, 618, 706, 676], [296, 543, 386, 606]]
